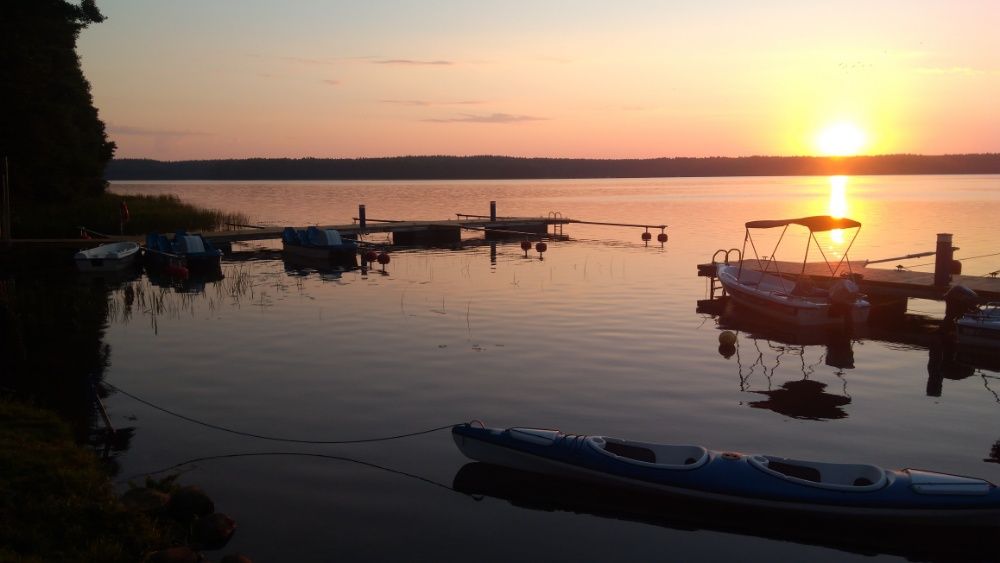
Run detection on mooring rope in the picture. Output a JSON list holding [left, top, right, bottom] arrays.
[[118, 451, 462, 495], [104, 382, 459, 444]]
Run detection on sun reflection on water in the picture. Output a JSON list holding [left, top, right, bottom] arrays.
[[828, 175, 848, 245]]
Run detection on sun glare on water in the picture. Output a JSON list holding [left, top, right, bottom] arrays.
[[816, 123, 867, 156]]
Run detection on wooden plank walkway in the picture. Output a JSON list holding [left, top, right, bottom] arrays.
[[698, 260, 1000, 301], [0, 216, 569, 252]]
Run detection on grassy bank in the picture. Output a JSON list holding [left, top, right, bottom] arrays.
[[11, 193, 249, 238], [0, 399, 163, 562]]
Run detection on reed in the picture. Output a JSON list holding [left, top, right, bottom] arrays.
[[12, 193, 250, 238]]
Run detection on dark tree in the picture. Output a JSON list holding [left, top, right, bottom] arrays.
[[0, 0, 115, 204]]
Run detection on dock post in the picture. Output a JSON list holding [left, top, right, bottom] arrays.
[[934, 233, 953, 286], [359, 204, 366, 230], [490, 201, 496, 222]]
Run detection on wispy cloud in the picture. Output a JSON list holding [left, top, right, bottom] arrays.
[[109, 125, 210, 138], [381, 99, 484, 107], [423, 113, 548, 124], [372, 59, 454, 66], [322, 79, 341, 86]]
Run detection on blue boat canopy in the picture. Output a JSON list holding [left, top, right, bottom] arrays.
[[745, 216, 861, 232]]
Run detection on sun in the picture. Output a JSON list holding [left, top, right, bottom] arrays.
[[815, 123, 867, 156]]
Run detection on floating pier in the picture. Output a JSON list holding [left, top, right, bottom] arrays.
[[1, 202, 667, 256]]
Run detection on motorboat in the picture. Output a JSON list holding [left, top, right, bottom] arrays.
[[282, 226, 358, 261], [717, 216, 870, 327], [73, 241, 141, 272], [956, 302, 1000, 347], [452, 422, 1000, 523]]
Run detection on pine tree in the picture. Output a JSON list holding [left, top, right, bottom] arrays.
[[0, 0, 115, 204]]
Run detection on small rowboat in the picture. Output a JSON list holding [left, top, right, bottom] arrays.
[[452, 423, 1000, 523], [73, 241, 141, 272]]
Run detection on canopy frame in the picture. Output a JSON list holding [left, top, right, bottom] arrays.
[[737, 216, 861, 288]]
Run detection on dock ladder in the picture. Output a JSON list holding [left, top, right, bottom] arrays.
[[548, 211, 564, 236], [706, 248, 742, 300]]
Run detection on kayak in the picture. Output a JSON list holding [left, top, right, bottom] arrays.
[[452, 423, 1000, 523]]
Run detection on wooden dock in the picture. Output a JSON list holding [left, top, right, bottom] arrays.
[[697, 260, 1000, 301]]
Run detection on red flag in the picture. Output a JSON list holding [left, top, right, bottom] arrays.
[[119, 200, 130, 223]]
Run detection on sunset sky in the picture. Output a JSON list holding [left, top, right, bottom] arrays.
[[78, 0, 1000, 160]]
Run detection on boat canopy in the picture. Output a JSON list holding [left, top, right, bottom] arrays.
[[745, 216, 861, 232]]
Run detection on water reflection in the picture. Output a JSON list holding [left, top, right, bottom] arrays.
[[453, 462, 997, 562], [712, 300, 855, 420]]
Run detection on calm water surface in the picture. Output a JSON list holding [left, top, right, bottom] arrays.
[[106, 176, 1000, 562]]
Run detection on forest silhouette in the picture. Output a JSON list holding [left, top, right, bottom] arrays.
[[108, 153, 1000, 181]]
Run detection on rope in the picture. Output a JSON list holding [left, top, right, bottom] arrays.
[[117, 451, 462, 495], [104, 382, 457, 444]]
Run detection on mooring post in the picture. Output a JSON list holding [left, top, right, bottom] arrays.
[[359, 204, 366, 230], [490, 201, 496, 222], [933, 233, 953, 286]]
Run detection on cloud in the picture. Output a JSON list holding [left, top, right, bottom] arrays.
[[322, 79, 341, 86], [381, 99, 484, 107], [423, 113, 548, 124], [372, 59, 454, 66], [109, 125, 210, 138]]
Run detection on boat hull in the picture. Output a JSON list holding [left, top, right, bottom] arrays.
[[282, 241, 358, 262], [74, 242, 141, 273], [956, 304, 1000, 347], [453, 424, 1000, 524], [717, 264, 870, 327]]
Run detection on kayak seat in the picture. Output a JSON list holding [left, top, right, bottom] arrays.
[[749, 455, 888, 491], [767, 460, 821, 482], [604, 441, 656, 463], [587, 437, 709, 469]]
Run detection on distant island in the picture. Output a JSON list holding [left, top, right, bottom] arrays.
[[105, 154, 1000, 181]]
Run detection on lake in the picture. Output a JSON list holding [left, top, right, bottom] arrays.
[[101, 175, 1000, 562]]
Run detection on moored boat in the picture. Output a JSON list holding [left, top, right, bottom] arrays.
[[956, 302, 1000, 347], [718, 216, 870, 327], [282, 226, 358, 261], [73, 241, 141, 272], [144, 231, 223, 272], [453, 422, 1000, 523]]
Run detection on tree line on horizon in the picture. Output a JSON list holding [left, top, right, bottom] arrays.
[[106, 153, 1000, 181]]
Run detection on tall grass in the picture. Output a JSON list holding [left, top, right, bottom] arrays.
[[12, 193, 250, 238]]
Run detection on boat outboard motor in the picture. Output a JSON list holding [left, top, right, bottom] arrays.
[[828, 278, 861, 318], [944, 285, 979, 325]]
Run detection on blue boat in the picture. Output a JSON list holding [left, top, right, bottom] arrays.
[[282, 226, 358, 262], [453, 423, 1000, 523]]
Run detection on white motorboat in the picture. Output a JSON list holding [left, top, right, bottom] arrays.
[[718, 216, 870, 327], [73, 241, 141, 273]]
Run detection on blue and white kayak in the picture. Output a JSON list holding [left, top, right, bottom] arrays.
[[452, 423, 1000, 523]]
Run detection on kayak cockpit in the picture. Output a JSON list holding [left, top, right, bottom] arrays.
[[749, 455, 888, 491], [586, 436, 709, 469]]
